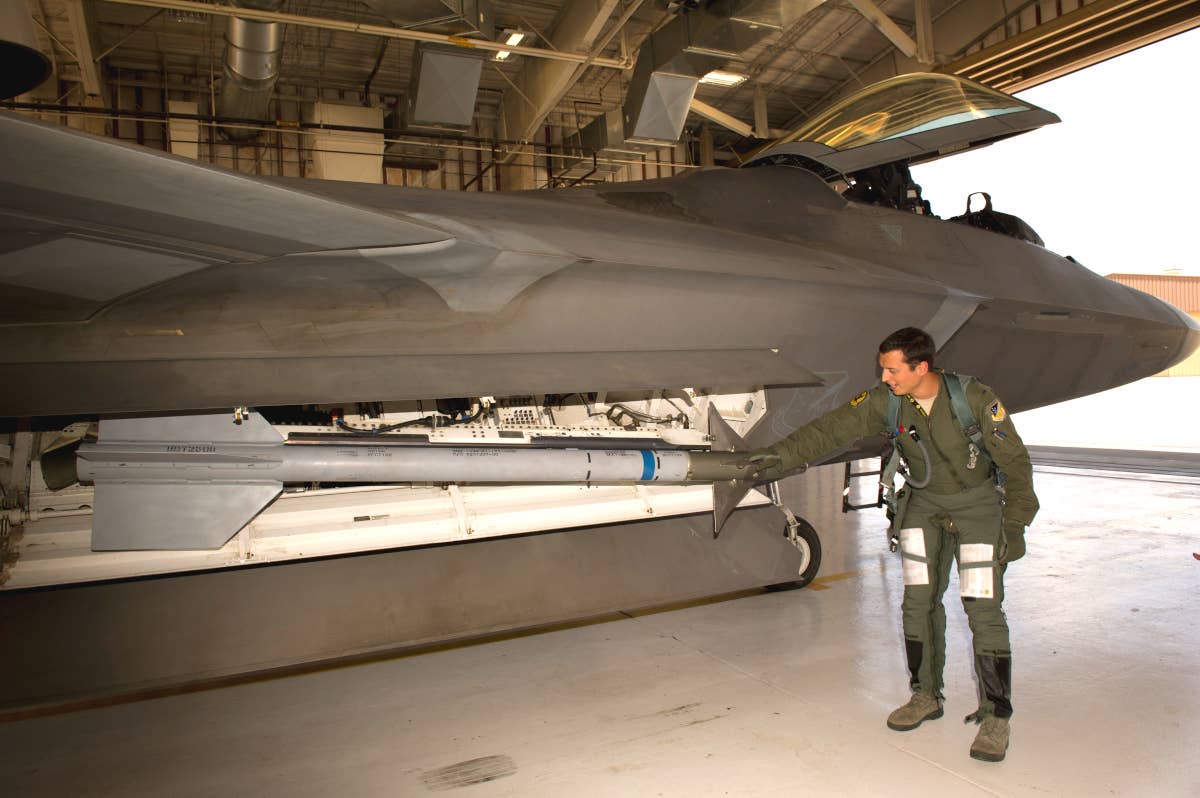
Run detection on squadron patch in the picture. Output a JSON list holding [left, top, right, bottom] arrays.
[[849, 391, 869, 408], [989, 400, 1007, 423]]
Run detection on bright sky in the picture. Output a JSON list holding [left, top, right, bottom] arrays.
[[911, 27, 1200, 277]]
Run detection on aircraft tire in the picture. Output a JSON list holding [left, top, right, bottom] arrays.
[[766, 517, 822, 591]]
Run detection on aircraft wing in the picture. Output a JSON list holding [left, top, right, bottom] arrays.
[[0, 110, 450, 326], [0, 111, 838, 416]]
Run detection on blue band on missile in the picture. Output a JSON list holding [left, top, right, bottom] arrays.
[[640, 450, 655, 481]]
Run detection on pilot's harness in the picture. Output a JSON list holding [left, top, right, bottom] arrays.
[[880, 373, 1006, 551]]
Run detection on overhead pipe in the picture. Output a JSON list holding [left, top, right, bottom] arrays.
[[359, 0, 494, 38], [105, 0, 629, 69], [0, 100, 699, 170]]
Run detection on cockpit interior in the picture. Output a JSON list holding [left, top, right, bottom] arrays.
[[743, 73, 1057, 245]]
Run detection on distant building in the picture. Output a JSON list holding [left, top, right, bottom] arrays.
[[1106, 273, 1200, 377]]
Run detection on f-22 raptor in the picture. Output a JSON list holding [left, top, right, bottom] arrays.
[[1, 73, 1196, 560]]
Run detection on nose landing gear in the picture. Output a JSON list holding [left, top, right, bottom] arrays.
[[765, 480, 822, 590]]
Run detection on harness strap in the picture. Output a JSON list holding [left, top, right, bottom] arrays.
[[943, 373, 989, 463], [881, 392, 903, 493], [882, 374, 1004, 499]]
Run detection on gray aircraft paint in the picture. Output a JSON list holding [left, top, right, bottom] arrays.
[[2, 74, 1199, 555], [2, 70, 1199, 433]]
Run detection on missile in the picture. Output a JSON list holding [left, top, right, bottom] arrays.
[[50, 407, 765, 550], [77, 434, 733, 485]]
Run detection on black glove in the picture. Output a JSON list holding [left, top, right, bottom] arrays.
[[1001, 519, 1026, 563]]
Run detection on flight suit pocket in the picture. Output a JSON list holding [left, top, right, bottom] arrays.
[[900, 528, 929, 586], [958, 543, 996, 599]]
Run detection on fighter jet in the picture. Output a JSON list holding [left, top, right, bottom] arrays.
[[2, 73, 1197, 555]]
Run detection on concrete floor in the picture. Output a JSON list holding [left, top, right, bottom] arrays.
[[0, 466, 1197, 796]]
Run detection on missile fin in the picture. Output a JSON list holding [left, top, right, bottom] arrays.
[[712, 477, 753, 540], [706, 405, 758, 539], [91, 481, 282, 550], [706, 403, 748, 454], [99, 411, 283, 444]]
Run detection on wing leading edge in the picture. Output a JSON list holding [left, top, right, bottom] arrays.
[[0, 110, 453, 324]]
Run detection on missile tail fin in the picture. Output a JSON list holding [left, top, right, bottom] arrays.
[[98, 410, 283, 444], [91, 481, 282, 551], [706, 403, 748, 454], [707, 405, 756, 539], [712, 477, 753, 540]]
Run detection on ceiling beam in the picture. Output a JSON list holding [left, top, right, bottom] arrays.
[[688, 98, 753, 138], [64, 0, 105, 97], [914, 0, 934, 65], [24, 0, 59, 87], [752, 84, 769, 139], [843, 0, 917, 58], [948, 0, 1200, 91]]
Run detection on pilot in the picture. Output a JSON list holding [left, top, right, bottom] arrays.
[[746, 327, 1037, 763]]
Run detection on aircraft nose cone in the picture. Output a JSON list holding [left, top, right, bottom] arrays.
[[1168, 301, 1200, 368], [937, 285, 1199, 411], [1124, 297, 1200, 381]]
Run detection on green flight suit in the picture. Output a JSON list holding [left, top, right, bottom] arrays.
[[762, 373, 1038, 718]]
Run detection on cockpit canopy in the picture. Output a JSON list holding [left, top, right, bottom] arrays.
[[743, 72, 1060, 177]]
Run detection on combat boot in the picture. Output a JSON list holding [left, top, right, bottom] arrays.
[[886, 693, 943, 731], [969, 716, 1010, 762]]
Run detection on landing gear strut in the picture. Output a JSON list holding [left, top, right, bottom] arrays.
[[765, 481, 822, 590]]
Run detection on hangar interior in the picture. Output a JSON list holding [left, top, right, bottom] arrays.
[[2, 0, 1200, 794], [6, 0, 1199, 189]]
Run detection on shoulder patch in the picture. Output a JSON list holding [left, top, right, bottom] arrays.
[[849, 391, 869, 408], [989, 400, 1007, 423]]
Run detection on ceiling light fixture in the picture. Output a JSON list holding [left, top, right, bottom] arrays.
[[495, 30, 526, 61], [699, 70, 748, 87]]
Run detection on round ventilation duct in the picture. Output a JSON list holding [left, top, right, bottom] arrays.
[[0, 0, 52, 100]]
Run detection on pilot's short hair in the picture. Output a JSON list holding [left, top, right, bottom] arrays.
[[879, 327, 935, 370]]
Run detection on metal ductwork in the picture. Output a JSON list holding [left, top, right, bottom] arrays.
[[0, 0, 52, 100], [403, 42, 486, 132], [215, 0, 495, 138], [361, 0, 495, 38], [217, 0, 284, 140], [616, 0, 806, 146], [363, 0, 495, 132]]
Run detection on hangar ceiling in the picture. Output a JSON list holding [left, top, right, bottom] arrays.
[[6, 0, 1200, 187]]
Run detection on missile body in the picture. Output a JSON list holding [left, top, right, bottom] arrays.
[[62, 410, 764, 550], [76, 441, 751, 484]]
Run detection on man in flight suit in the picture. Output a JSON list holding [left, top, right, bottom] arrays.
[[747, 327, 1037, 762]]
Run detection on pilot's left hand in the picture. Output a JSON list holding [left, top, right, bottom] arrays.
[[1001, 518, 1026, 563]]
